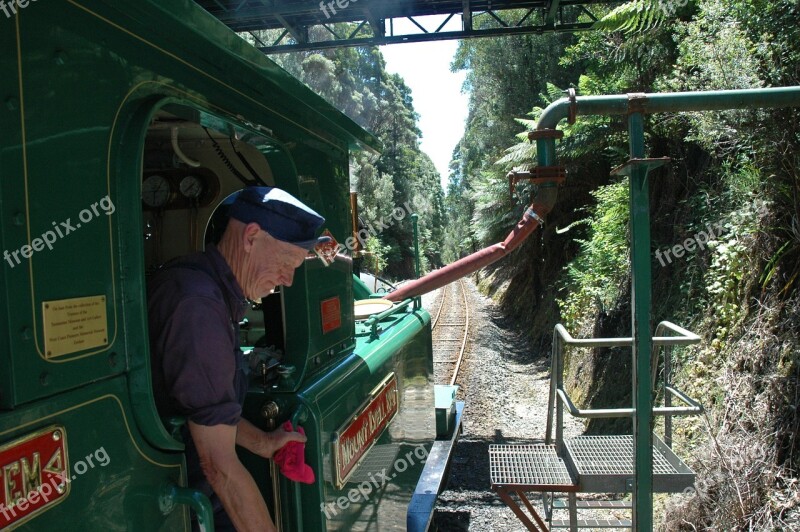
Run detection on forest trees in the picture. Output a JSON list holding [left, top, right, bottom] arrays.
[[245, 32, 446, 279], [447, 1, 800, 528]]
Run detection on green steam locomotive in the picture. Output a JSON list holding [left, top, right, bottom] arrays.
[[0, 1, 460, 529]]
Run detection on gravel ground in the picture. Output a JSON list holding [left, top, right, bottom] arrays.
[[423, 278, 589, 531]]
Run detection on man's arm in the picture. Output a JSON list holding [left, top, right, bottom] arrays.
[[188, 421, 276, 532], [236, 418, 306, 459]]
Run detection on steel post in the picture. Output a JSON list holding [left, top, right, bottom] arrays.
[[411, 213, 421, 279], [627, 112, 654, 530]]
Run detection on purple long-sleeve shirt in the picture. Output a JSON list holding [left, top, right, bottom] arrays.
[[147, 244, 250, 427]]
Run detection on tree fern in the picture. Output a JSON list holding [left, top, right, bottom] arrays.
[[593, 0, 672, 34]]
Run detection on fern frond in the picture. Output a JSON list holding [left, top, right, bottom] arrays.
[[593, 0, 669, 35], [546, 82, 565, 102], [495, 142, 537, 167], [514, 118, 538, 130]]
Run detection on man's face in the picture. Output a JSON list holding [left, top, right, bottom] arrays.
[[244, 229, 309, 300]]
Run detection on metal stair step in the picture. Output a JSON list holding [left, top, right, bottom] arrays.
[[563, 434, 695, 493], [552, 499, 632, 509], [550, 518, 633, 528], [489, 444, 576, 489]]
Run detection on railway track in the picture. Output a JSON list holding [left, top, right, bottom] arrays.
[[431, 279, 469, 386]]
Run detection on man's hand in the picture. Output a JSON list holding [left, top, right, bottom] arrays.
[[188, 421, 276, 532], [236, 418, 306, 459]]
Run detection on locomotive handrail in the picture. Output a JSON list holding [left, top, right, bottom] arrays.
[[365, 298, 417, 340], [161, 484, 215, 532]]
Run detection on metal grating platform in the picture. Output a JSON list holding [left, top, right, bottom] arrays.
[[567, 436, 677, 475], [551, 518, 632, 528], [552, 499, 632, 509], [564, 434, 695, 493], [490, 444, 577, 489]]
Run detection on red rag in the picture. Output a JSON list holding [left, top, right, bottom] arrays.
[[273, 421, 315, 484]]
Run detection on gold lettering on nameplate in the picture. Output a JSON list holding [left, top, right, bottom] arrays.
[[332, 374, 399, 488], [42, 295, 109, 358], [0, 426, 70, 529]]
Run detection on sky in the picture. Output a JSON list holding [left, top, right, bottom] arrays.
[[380, 18, 470, 190]]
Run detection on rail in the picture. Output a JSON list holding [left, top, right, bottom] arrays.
[[431, 282, 448, 330], [450, 280, 469, 387], [545, 321, 703, 449], [430, 280, 470, 386]]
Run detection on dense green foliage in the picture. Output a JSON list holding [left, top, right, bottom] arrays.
[[249, 5, 799, 525], [448, 0, 800, 528], [244, 31, 446, 279]]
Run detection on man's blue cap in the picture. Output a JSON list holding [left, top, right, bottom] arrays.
[[228, 187, 330, 250]]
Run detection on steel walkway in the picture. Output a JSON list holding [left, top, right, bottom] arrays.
[[489, 321, 704, 531]]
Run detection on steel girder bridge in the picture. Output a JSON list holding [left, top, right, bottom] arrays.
[[195, 0, 621, 53]]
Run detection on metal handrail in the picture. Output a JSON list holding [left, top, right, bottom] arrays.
[[555, 388, 702, 419], [365, 298, 416, 340], [545, 321, 703, 450]]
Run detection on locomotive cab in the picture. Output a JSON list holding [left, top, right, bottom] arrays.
[[1, 2, 459, 529], [136, 103, 448, 530]]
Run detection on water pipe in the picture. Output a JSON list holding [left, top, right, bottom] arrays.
[[529, 85, 800, 531], [386, 183, 559, 302], [534, 86, 800, 164]]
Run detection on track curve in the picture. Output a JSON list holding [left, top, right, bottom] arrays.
[[431, 279, 470, 386]]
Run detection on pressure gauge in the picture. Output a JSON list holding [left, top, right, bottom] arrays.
[[179, 175, 204, 199], [142, 175, 171, 208]]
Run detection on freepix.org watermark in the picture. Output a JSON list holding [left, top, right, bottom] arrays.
[[655, 220, 727, 267], [0, 0, 38, 19], [320, 444, 429, 519], [336, 200, 417, 255], [3, 195, 115, 269], [318, 0, 357, 20], [658, 0, 689, 16], [0, 446, 111, 522]]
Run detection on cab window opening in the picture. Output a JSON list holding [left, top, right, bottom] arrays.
[[141, 104, 287, 362]]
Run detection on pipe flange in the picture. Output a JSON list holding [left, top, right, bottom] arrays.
[[528, 129, 564, 141], [508, 167, 566, 197], [567, 88, 577, 125], [628, 92, 648, 115], [532, 166, 567, 183]]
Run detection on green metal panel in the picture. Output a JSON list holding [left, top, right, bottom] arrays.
[[0, 377, 187, 531], [240, 305, 434, 531], [1, 2, 447, 531], [1, 2, 126, 407], [1, 0, 379, 407], [280, 144, 357, 382]]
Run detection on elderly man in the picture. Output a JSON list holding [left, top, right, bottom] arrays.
[[148, 187, 328, 531]]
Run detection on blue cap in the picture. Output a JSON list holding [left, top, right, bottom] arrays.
[[228, 187, 330, 250]]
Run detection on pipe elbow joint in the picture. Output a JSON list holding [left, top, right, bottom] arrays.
[[529, 183, 559, 219]]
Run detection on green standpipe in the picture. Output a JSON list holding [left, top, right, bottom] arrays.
[[531, 86, 800, 528], [627, 112, 654, 531], [411, 213, 421, 308], [411, 213, 421, 279]]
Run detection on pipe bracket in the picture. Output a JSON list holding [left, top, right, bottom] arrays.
[[567, 88, 578, 125], [528, 129, 564, 141], [507, 167, 566, 198], [525, 208, 545, 226], [628, 92, 649, 115]]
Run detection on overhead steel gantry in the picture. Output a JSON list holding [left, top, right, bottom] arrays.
[[195, 0, 621, 53]]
